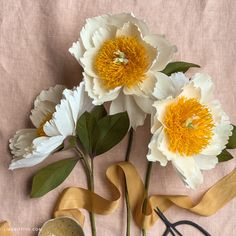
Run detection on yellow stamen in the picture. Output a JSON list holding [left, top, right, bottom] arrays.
[[94, 36, 149, 89], [37, 113, 53, 137], [163, 97, 214, 156]]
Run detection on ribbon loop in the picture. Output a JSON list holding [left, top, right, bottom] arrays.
[[54, 162, 236, 230]]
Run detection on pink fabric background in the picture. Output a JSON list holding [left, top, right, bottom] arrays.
[[0, 0, 236, 235]]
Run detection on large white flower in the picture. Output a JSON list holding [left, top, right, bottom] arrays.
[[9, 82, 93, 170], [147, 73, 233, 189], [69, 13, 176, 128]]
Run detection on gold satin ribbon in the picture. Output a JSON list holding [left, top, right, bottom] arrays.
[[54, 162, 236, 230], [0, 222, 12, 236]]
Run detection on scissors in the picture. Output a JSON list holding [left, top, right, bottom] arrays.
[[154, 207, 211, 236]]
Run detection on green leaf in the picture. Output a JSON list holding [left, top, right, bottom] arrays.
[[76, 112, 97, 154], [31, 158, 78, 198], [161, 61, 200, 76], [91, 105, 107, 121], [226, 125, 236, 149], [93, 112, 130, 156], [217, 149, 234, 162]]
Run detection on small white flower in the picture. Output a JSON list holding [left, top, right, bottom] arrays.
[[69, 13, 176, 129], [148, 73, 233, 189], [9, 82, 93, 170]]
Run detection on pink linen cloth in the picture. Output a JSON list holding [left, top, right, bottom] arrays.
[[0, 0, 236, 235]]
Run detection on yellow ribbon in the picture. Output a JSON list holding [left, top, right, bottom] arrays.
[[0, 222, 12, 236], [54, 162, 236, 230]]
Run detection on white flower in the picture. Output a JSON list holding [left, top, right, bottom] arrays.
[[69, 13, 176, 129], [148, 73, 233, 189], [9, 82, 93, 170]]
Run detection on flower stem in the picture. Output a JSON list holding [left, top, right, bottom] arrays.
[[142, 161, 153, 236], [80, 151, 96, 236], [124, 128, 134, 236]]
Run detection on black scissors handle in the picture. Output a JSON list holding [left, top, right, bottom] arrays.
[[155, 207, 211, 236]]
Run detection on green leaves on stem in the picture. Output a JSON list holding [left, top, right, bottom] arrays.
[[161, 61, 200, 76], [76, 106, 130, 157], [30, 105, 130, 199], [31, 158, 78, 198], [217, 124, 236, 162]]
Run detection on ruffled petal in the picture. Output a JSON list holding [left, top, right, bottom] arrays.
[[116, 22, 157, 69], [33, 85, 65, 107], [110, 92, 147, 129], [30, 85, 65, 128], [9, 129, 37, 158], [172, 157, 203, 189], [9, 135, 64, 170], [92, 26, 117, 48], [147, 128, 168, 166], [62, 82, 94, 126], [84, 72, 120, 105], [202, 100, 233, 155], [192, 73, 214, 104], [69, 40, 85, 63], [194, 155, 218, 170], [80, 47, 99, 77], [153, 72, 189, 100], [30, 101, 56, 128], [80, 13, 150, 51], [144, 34, 177, 71]]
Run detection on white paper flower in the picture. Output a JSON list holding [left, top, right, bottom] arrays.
[[69, 13, 176, 128], [147, 73, 233, 189], [9, 82, 93, 170]]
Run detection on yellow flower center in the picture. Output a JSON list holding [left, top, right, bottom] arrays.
[[94, 36, 150, 89], [163, 97, 214, 156], [37, 113, 53, 137]]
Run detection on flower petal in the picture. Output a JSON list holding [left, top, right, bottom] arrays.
[[192, 73, 214, 104], [80, 47, 99, 77], [147, 128, 168, 166], [110, 92, 147, 129], [144, 34, 177, 71], [153, 72, 188, 100], [46, 99, 75, 137], [9, 135, 64, 170], [34, 85, 65, 107], [9, 129, 37, 158], [92, 26, 117, 48], [116, 22, 157, 69], [172, 157, 203, 189], [133, 96, 153, 114], [30, 85, 65, 128], [62, 82, 94, 126], [202, 100, 233, 155], [194, 155, 218, 170], [69, 40, 85, 63], [84, 72, 120, 105], [80, 13, 150, 50]]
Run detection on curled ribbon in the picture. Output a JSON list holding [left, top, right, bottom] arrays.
[[54, 162, 236, 230], [0, 222, 12, 236]]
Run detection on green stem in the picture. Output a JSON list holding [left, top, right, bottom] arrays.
[[77, 148, 96, 236], [124, 128, 134, 236], [142, 161, 153, 236], [88, 157, 96, 236]]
